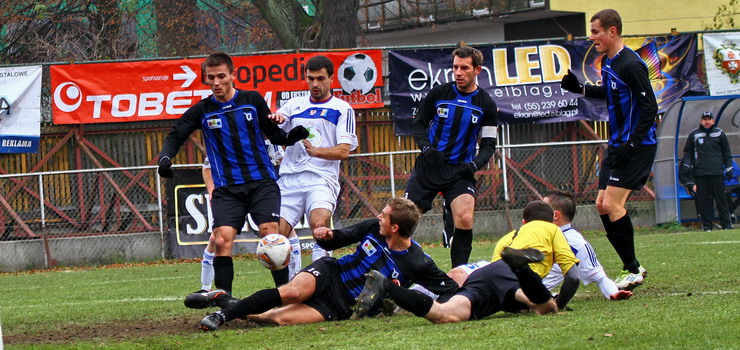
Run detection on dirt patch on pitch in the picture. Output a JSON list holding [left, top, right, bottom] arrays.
[[3, 315, 260, 345]]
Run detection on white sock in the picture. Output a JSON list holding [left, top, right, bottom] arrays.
[[311, 244, 331, 261], [288, 236, 302, 280], [595, 276, 619, 299], [201, 249, 215, 291]]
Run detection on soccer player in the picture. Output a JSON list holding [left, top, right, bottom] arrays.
[[354, 246, 558, 323], [157, 52, 308, 297], [541, 190, 633, 302], [406, 46, 498, 267], [561, 9, 657, 290], [269, 55, 358, 278], [196, 197, 458, 331]]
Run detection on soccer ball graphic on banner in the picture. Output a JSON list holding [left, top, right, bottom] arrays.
[[256, 234, 291, 270], [338, 53, 378, 95]]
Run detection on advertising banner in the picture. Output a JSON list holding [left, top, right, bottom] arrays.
[[703, 32, 740, 96], [51, 50, 383, 125], [0, 65, 41, 153], [390, 34, 703, 135]]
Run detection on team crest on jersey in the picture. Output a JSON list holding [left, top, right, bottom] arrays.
[[310, 109, 318, 115], [698, 138, 704, 145], [713, 41, 740, 83], [437, 107, 449, 118], [361, 240, 377, 256], [611, 81, 617, 90], [207, 118, 222, 129], [471, 113, 479, 124], [244, 111, 253, 121]]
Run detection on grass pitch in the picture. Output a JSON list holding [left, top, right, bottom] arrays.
[[0, 227, 738, 349]]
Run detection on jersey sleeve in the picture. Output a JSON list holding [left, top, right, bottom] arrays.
[[336, 104, 358, 151], [158, 102, 204, 159], [253, 91, 292, 145], [490, 231, 514, 261], [276, 98, 294, 131], [316, 219, 379, 250], [622, 60, 658, 145], [552, 228, 579, 275], [410, 86, 441, 150], [408, 251, 459, 298], [472, 94, 498, 168]]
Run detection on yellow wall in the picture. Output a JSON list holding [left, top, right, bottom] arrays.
[[551, 0, 738, 35]]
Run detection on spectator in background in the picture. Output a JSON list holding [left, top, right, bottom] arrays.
[[682, 111, 733, 231], [725, 159, 740, 224]]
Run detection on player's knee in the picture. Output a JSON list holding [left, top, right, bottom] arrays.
[[430, 314, 463, 324], [454, 212, 474, 229], [277, 285, 302, 304]]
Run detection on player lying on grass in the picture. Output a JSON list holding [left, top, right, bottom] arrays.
[[192, 197, 459, 331]]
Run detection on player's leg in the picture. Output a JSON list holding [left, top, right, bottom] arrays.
[[277, 175, 307, 277], [499, 247, 553, 307], [423, 295, 472, 323], [212, 225, 238, 295], [709, 177, 732, 229], [513, 289, 558, 315], [308, 208, 332, 261], [250, 180, 288, 287], [285, 228, 301, 280], [449, 193, 475, 267], [601, 185, 645, 289], [249, 303, 325, 326], [200, 234, 216, 292], [694, 176, 715, 230], [441, 195, 454, 248]]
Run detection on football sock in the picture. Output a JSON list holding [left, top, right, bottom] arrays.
[[508, 264, 552, 305], [213, 256, 234, 295], [222, 288, 282, 322], [607, 213, 640, 274], [387, 284, 434, 317], [289, 236, 301, 280], [599, 214, 612, 234], [450, 228, 473, 267], [200, 249, 215, 291], [312, 244, 331, 261], [596, 276, 619, 299], [271, 268, 289, 287]]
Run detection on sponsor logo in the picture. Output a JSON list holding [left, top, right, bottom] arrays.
[[207, 118, 222, 129], [361, 240, 377, 256], [437, 107, 449, 118], [0, 96, 10, 120]]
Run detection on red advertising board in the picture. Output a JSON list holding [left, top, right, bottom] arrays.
[[51, 50, 383, 124]]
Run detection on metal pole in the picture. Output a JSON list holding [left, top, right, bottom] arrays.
[[502, 124, 510, 201], [38, 174, 45, 228], [156, 172, 165, 259], [389, 153, 396, 196]]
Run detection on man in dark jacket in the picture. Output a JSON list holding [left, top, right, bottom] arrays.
[[683, 111, 733, 231]]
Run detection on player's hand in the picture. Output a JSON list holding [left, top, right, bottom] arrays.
[[457, 162, 478, 179], [560, 69, 583, 94], [725, 167, 734, 180], [422, 146, 445, 165], [302, 139, 318, 157], [268, 113, 286, 124], [157, 156, 173, 178], [286, 125, 309, 145], [313, 227, 333, 241], [606, 142, 637, 169]]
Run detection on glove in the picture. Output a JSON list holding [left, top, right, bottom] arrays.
[[422, 146, 445, 165], [286, 125, 309, 145], [606, 142, 638, 169], [458, 162, 477, 179], [158, 156, 173, 178], [726, 168, 734, 181], [560, 69, 583, 94]]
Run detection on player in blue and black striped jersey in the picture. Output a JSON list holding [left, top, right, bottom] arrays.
[[197, 197, 458, 331], [561, 9, 658, 290], [406, 46, 498, 268], [157, 52, 309, 296]]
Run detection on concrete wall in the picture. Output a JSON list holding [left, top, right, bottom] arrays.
[[0, 232, 162, 272]]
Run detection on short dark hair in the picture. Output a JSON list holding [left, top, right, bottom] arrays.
[[306, 55, 334, 77], [591, 9, 622, 36], [387, 197, 421, 238], [452, 46, 483, 67], [522, 200, 554, 223], [204, 52, 234, 72], [544, 190, 576, 221]]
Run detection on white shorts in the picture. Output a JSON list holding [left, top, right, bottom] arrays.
[[456, 260, 491, 276], [278, 172, 338, 228]]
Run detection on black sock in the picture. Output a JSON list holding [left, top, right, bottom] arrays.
[[271, 268, 289, 287], [222, 288, 282, 322], [508, 264, 552, 305], [600, 214, 612, 234], [387, 284, 434, 317], [213, 256, 234, 295], [450, 228, 473, 267], [608, 213, 640, 273]]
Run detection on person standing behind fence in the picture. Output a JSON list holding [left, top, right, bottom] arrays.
[[560, 9, 658, 290], [405, 46, 498, 268], [269, 55, 358, 278], [725, 160, 740, 223], [157, 52, 309, 299], [683, 111, 733, 231]]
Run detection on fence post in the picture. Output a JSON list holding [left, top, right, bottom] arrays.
[[389, 153, 395, 196], [156, 172, 165, 259], [38, 174, 45, 228]]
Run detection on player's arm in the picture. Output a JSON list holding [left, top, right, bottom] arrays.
[[157, 105, 202, 177], [202, 163, 214, 198], [555, 267, 580, 309], [305, 106, 358, 160], [552, 228, 579, 275], [561, 69, 605, 99], [253, 92, 307, 146], [304, 142, 351, 160], [314, 219, 380, 250], [469, 99, 498, 171], [411, 253, 460, 301], [409, 88, 438, 151], [623, 61, 658, 146]]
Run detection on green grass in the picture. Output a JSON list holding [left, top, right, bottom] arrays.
[[1, 228, 738, 349]]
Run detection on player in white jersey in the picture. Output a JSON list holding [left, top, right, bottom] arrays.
[[542, 190, 633, 302], [271, 55, 358, 278]]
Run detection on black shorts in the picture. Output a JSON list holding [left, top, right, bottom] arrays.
[[300, 257, 355, 321], [599, 144, 657, 191], [456, 260, 527, 320], [404, 154, 477, 212], [211, 180, 280, 231]]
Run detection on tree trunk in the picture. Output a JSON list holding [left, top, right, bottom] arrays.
[[314, 0, 359, 49], [252, 0, 312, 49]]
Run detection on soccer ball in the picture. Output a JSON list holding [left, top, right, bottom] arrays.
[[338, 53, 378, 95], [256, 234, 291, 271]]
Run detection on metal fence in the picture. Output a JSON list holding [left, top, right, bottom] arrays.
[[0, 140, 656, 268]]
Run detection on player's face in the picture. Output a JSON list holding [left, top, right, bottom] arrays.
[[377, 205, 397, 237], [205, 64, 236, 102], [452, 55, 481, 93], [700, 117, 715, 129], [589, 19, 613, 54], [306, 68, 333, 102]]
